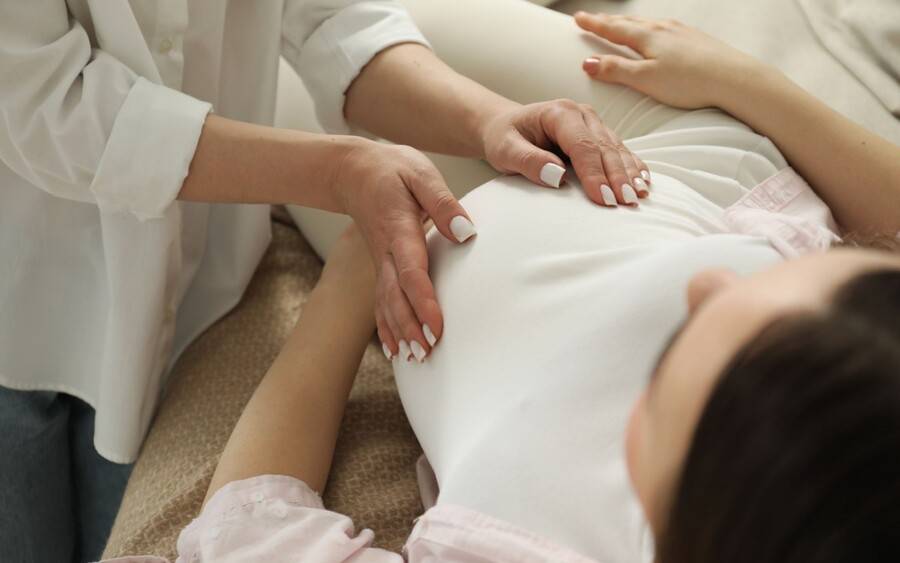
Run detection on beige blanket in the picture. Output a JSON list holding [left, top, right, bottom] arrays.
[[102, 214, 423, 559]]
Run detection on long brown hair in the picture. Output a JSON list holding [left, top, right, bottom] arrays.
[[657, 244, 900, 562]]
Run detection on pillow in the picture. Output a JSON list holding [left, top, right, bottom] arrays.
[[798, 0, 900, 116]]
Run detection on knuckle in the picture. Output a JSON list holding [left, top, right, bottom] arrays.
[[598, 58, 619, 74], [573, 136, 600, 155], [432, 191, 459, 216], [555, 98, 580, 111], [397, 265, 425, 291], [578, 103, 598, 116]]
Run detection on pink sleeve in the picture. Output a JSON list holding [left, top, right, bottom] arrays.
[[724, 168, 842, 258], [174, 475, 402, 563]]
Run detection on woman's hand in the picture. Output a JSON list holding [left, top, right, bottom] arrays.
[[479, 99, 651, 207], [335, 138, 472, 363], [574, 12, 761, 110]]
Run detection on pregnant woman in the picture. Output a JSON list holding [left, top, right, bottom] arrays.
[[113, 13, 900, 563]]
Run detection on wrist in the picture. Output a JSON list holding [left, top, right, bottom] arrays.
[[315, 135, 371, 214], [466, 96, 521, 159], [717, 58, 783, 115]]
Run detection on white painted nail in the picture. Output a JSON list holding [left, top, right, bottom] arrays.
[[633, 177, 648, 195], [410, 341, 427, 362], [449, 215, 477, 243], [423, 324, 437, 347], [382, 342, 393, 361], [622, 184, 639, 205], [399, 340, 411, 361], [640, 170, 651, 183], [600, 185, 617, 207], [539, 163, 566, 188]]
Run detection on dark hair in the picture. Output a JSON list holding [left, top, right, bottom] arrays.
[[657, 265, 900, 563]]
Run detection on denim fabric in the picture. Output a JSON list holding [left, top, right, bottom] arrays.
[[0, 387, 133, 563]]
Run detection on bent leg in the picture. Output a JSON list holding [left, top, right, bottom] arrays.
[[287, 0, 685, 258], [0, 388, 75, 563]]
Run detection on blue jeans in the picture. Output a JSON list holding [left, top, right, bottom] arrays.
[[0, 387, 133, 563]]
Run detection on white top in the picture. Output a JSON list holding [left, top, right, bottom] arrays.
[[0, 0, 428, 463], [394, 112, 813, 561]]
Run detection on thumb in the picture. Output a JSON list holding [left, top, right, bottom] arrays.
[[496, 132, 568, 189], [583, 55, 651, 89], [405, 166, 477, 245]]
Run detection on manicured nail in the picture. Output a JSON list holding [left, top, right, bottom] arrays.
[[539, 163, 565, 188], [449, 216, 477, 243], [600, 185, 617, 207], [423, 324, 437, 346], [410, 341, 427, 362], [633, 177, 649, 196], [641, 170, 651, 183], [622, 184, 639, 205], [399, 340, 412, 361], [382, 342, 393, 361], [583, 58, 600, 76]]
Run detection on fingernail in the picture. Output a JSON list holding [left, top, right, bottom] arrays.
[[583, 58, 600, 76], [600, 184, 617, 207], [633, 177, 649, 196], [622, 184, 639, 206], [449, 215, 477, 243], [539, 163, 565, 188], [399, 340, 411, 361], [423, 324, 437, 346], [382, 342, 393, 361], [641, 170, 651, 183], [410, 341, 427, 363]]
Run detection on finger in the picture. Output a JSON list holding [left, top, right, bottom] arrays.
[[529, 104, 610, 207], [582, 55, 654, 91], [622, 148, 650, 197], [379, 257, 415, 362], [389, 224, 443, 355], [383, 253, 431, 363], [543, 105, 639, 207], [595, 121, 648, 197], [574, 12, 648, 52], [376, 307, 397, 361], [404, 162, 477, 244], [579, 109, 642, 205], [494, 131, 568, 189]]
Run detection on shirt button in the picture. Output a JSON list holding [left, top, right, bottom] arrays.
[[252, 492, 264, 502], [158, 38, 174, 53]]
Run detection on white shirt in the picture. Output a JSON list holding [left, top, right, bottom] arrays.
[[394, 110, 839, 561], [0, 0, 428, 463]]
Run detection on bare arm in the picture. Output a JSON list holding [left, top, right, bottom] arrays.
[[575, 12, 900, 236], [205, 226, 376, 502]]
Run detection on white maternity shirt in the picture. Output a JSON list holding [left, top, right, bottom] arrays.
[[394, 109, 841, 562], [0, 0, 428, 463]]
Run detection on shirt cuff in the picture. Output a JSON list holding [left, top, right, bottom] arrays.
[[90, 77, 212, 221], [293, 2, 430, 135]]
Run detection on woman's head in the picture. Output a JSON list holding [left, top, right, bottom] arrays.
[[625, 243, 900, 561]]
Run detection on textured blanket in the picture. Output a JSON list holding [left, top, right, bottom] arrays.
[[102, 213, 423, 559]]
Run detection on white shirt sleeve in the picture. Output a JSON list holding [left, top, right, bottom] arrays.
[[281, 0, 430, 134], [0, 0, 211, 221]]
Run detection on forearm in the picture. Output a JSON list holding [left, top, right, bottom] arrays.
[[719, 65, 900, 235], [205, 257, 376, 502], [179, 114, 365, 211], [344, 43, 517, 157]]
